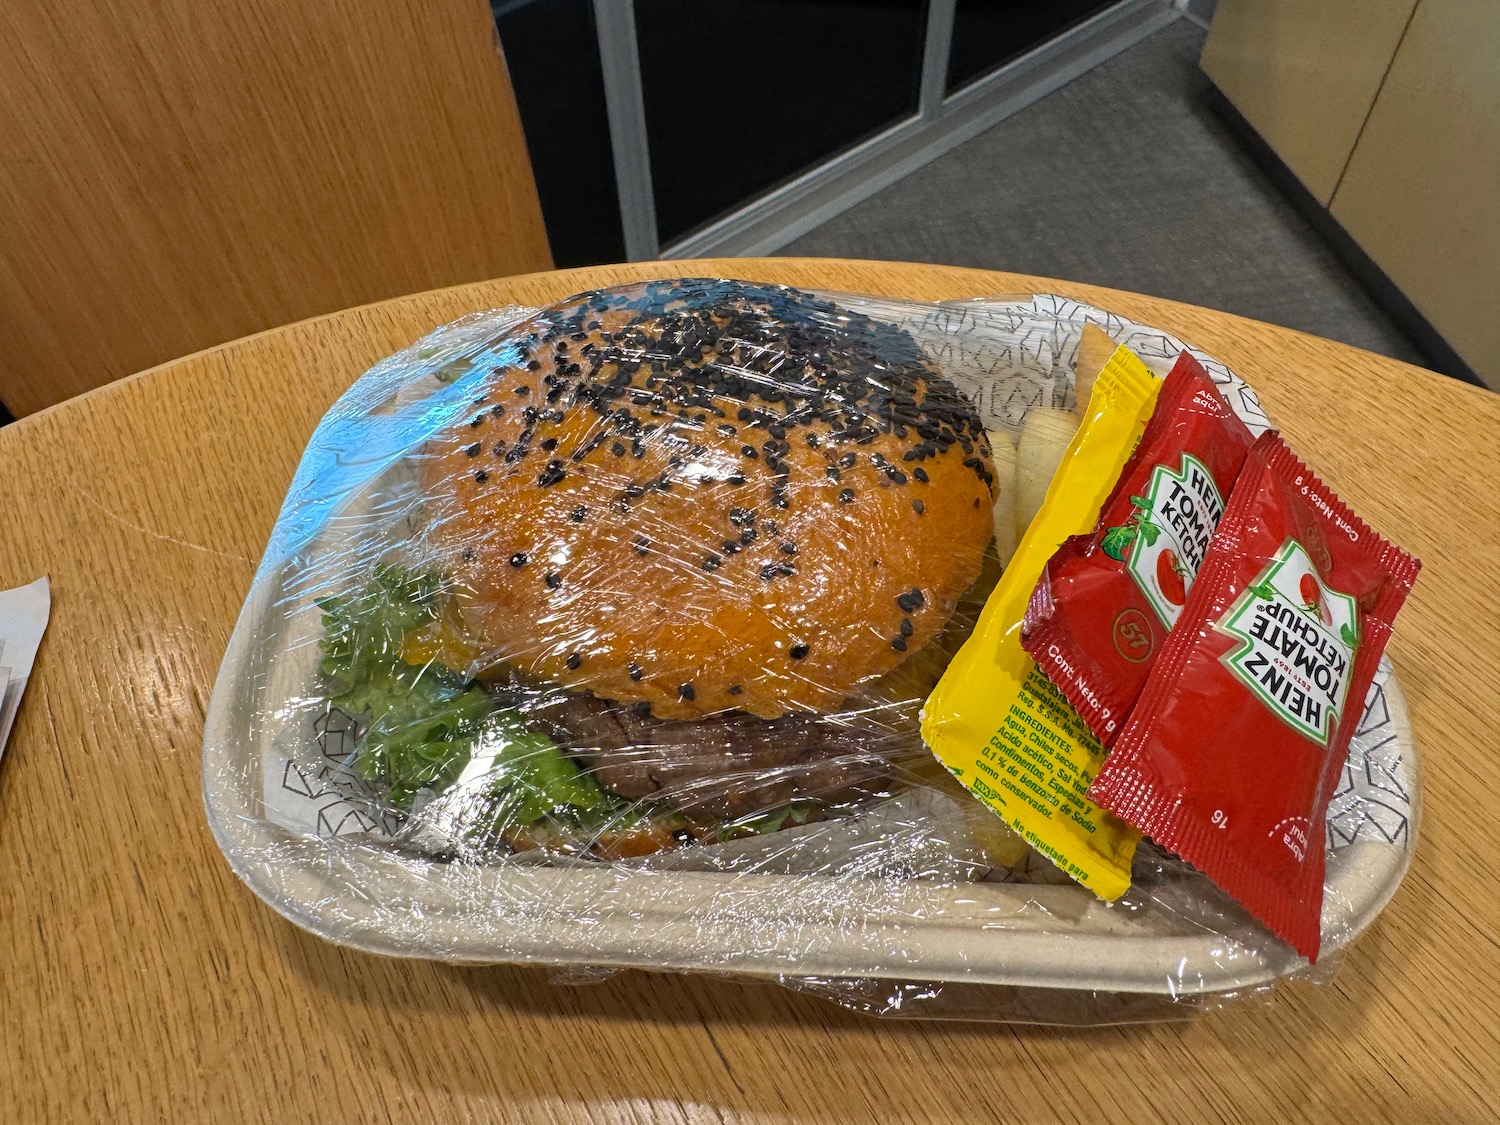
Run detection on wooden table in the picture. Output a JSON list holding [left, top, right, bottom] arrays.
[[2, 260, 1497, 1122]]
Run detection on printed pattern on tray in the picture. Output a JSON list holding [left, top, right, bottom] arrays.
[[1327, 663, 1412, 849], [900, 294, 1272, 436], [263, 706, 404, 839]]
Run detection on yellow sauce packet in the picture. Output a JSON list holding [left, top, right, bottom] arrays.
[[921, 346, 1161, 900]]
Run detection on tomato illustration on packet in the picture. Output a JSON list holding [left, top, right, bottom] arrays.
[[1098, 493, 1192, 609]]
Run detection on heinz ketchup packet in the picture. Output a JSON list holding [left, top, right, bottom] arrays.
[[1023, 352, 1255, 744], [1088, 433, 1419, 960]]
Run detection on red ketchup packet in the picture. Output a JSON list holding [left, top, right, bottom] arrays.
[[1088, 432, 1420, 960], [1023, 351, 1255, 745]]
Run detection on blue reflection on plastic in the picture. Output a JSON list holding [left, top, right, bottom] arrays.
[[256, 310, 534, 582]]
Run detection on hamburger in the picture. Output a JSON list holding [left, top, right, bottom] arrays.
[[320, 279, 999, 858]]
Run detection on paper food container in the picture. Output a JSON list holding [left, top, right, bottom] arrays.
[[202, 291, 1418, 1019]]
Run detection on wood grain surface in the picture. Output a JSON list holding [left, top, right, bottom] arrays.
[[0, 260, 1496, 1123], [0, 0, 549, 418]]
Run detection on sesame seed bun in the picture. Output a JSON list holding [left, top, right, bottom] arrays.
[[416, 279, 997, 721]]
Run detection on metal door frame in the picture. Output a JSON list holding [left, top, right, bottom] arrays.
[[594, 0, 1184, 260]]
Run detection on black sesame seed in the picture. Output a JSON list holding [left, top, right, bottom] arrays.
[[633, 701, 653, 718], [469, 415, 484, 428], [891, 635, 908, 652], [741, 445, 758, 459], [912, 498, 925, 515], [780, 542, 797, 556], [839, 453, 857, 468], [611, 441, 626, 457], [913, 467, 929, 483], [540, 437, 558, 451], [717, 423, 737, 437], [465, 442, 481, 457], [515, 385, 531, 397], [565, 652, 582, 670], [678, 683, 696, 702], [474, 470, 489, 483], [789, 642, 809, 660], [727, 684, 743, 695], [900, 617, 913, 637], [896, 587, 926, 613], [727, 474, 746, 486], [538, 460, 566, 487], [634, 536, 650, 555], [701, 555, 722, 571], [545, 573, 562, 589], [838, 488, 855, 503], [722, 540, 741, 555], [628, 662, 643, 681], [509, 552, 528, 567], [570, 505, 587, 522]]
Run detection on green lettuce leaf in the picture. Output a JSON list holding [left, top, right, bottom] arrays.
[[316, 564, 614, 826]]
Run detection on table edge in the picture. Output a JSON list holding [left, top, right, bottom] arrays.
[[4, 258, 1493, 445]]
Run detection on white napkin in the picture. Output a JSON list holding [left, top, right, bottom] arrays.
[[0, 577, 50, 762]]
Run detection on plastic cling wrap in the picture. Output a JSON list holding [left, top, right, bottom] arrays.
[[203, 281, 1420, 1024]]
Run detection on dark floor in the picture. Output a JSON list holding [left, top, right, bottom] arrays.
[[782, 19, 1425, 367]]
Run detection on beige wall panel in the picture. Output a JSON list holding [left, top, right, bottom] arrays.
[[1330, 0, 1500, 387], [1202, 0, 1418, 203]]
